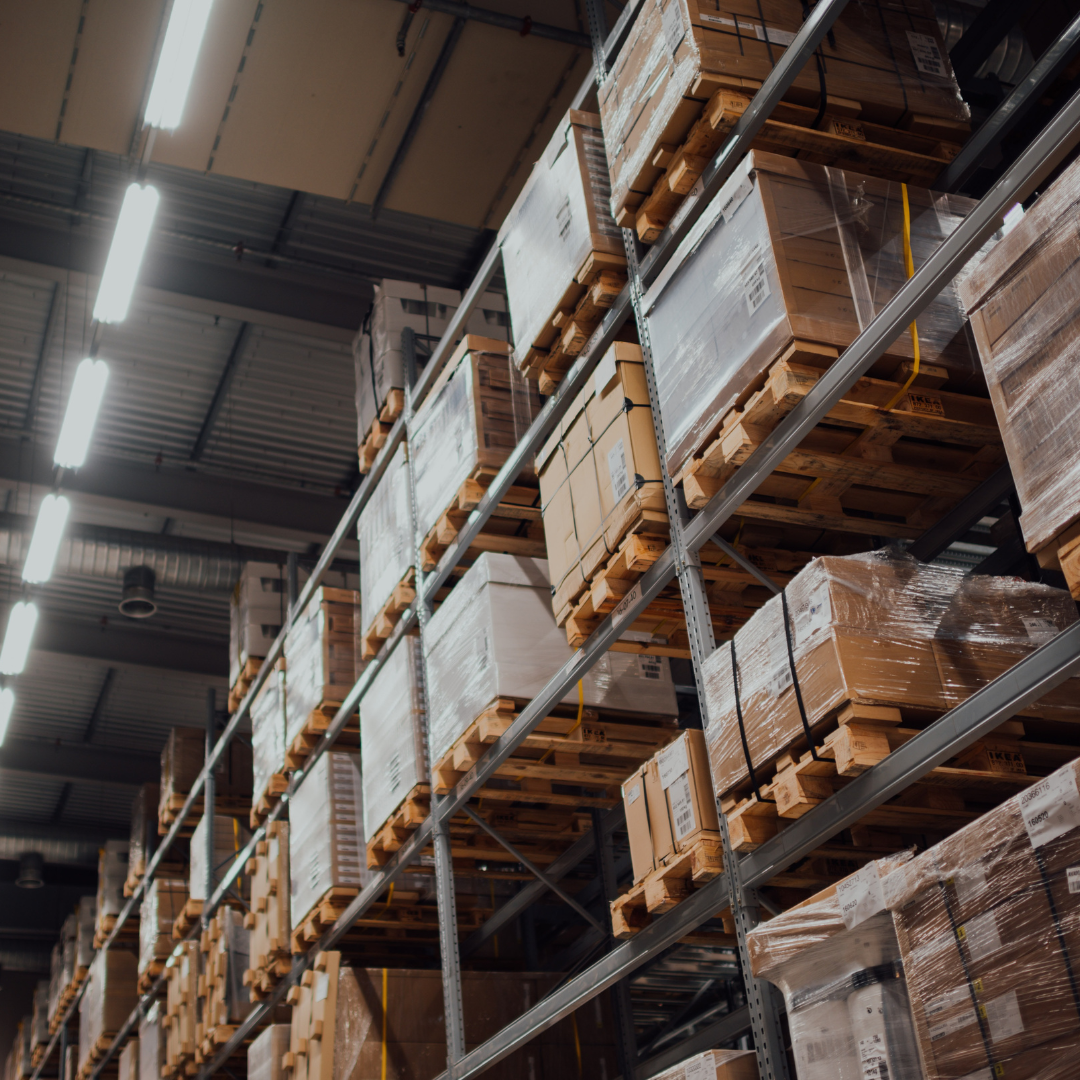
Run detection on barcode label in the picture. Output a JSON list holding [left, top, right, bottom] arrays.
[[660, 0, 686, 53], [658, 738, 690, 788], [1022, 616, 1058, 643], [959, 910, 1002, 962], [929, 1009, 977, 1042], [1068, 866, 1080, 893], [743, 252, 771, 315], [608, 438, 631, 503], [625, 782, 641, 806], [767, 632, 792, 698], [1021, 767, 1080, 848], [719, 174, 753, 223], [638, 656, 662, 680], [907, 32, 947, 77], [984, 990, 1024, 1042], [794, 582, 831, 646], [836, 861, 885, 929], [387, 751, 402, 794], [669, 774, 696, 840]]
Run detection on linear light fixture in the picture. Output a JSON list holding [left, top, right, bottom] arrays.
[[93, 183, 160, 324], [54, 358, 109, 469], [0, 602, 38, 676], [22, 494, 70, 584], [144, 0, 215, 131], [0, 687, 14, 745]]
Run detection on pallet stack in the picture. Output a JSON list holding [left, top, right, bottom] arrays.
[[27, 982, 48, 1069], [243, 821, 292, 998], [163, 941, 200, 1079], [197, 908, 251, 1059], [77, 949, 138, 1080], [139, 1002, 165, 1080], [250, 664, 288, 827], [139, 878, 188, 991], [49, 898, 95, 1033], [247, 1024, 289, 1080], [94, 841, 133, 948], [158, 727, 253, 834], [175, 813, 251, 938], [125, 782, 166, 896], [229, 562, 292, 713]]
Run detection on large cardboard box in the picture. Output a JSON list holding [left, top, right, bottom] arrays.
[[538, 341, 667, 622], [78, 949, 138, 1075], [159, 726, 253, 831], [138, 878, 187, 975], [499, 110, 625, 384], [640, 151, 983, 479], [247, 1024, 290, 1080], [138, 1003, 165, 1080], [623, 729, 719, 884], [600, 0, 968, 229], [251, 667, 288, 807], [126, 781, 158, 892], [95, 839, 129, 934], [959, 155, 1080, 568], [651, 1050, 758, 1080], [702, 551, 960, 798], [189, 813, 250, 902], [245, 820, 291, 982]]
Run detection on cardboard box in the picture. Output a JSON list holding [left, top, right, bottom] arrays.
[[138, 1002, 164, 1080], [95, 839, 129, 925], [117, 1038, 137, 1080], [702, 551, 960, 798], [127, 781, 159, 890], [651, 1050, 758, 1080], [640, 151, 983, 479], [600, 0, 967, 227], [623, 729, 719, 883], [138, 878, 187, 975], [538, 341, 667, 621], [78, 949, 138, 1075], [246, 821, 291, 978], [248, 1024, 290, 1080], [164, 942, 199, 1074], [251, 667, 288, 806], [159, 727, 253, 830]]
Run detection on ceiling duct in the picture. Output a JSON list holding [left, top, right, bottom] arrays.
[[119, 566, 157, 618], [15, 851, 44, 889]]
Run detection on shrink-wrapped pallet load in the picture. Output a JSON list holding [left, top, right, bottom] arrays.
[[651, 1051, 759, 1080], [94, 840, 129, 943], [498, 110, 625, 390], [601, 0, 968, 239], [354, 279, 508, 448], [164, 942, 199, 1077], [423, 553, 678, 767], [538, 341, 667, 623], [244, 821, 291, 994], [138, 1001, 165, 1080], [247, 1024, 290, 1080], [642, 152, 984, 482], [138, 878, 187, 979], [251, 665, 288, 815], [78, 949, 138, 1077], [747, 853, 920, 1080], [189, 814, 250, 903], [158, 726, 252, 831], [117, 1039, 138, 1080], [702, 551, 963, 798], [360, 637, 426, 859], [230, 562, 293, 691], [48, 912, 76, 1026], [958, 155, 1080, 597], [882, 758, 1080, 1078], [126, 782, 159, 895], [201, 908, 251, 1042], [289, 751, 366, 932]]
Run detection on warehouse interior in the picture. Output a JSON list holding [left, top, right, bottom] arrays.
[[3, 0, 1080, 1079]]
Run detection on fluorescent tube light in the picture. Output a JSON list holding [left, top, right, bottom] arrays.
[[93, 183, 160, 324], [22, 494, 70, 584], [54, 358, 109, 469], [0, 688, 14, 745], [144, 0, 215, 131], [0, 602, 38, 676]]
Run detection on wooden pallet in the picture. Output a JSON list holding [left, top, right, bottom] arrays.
[[359, 567, 417, 662], [93, 913, 139, 950], [365, 783, 431, 867], [137, 959, 167, 993], [611, 837, 730, 940], [1036, 519, 1080, 601], [172, 897, 204, 941], [158, 793, 250, 835], [249, 771, 290, 829], [358, 388, 406, 474], [243, 954, 292, 1001], [622, 85, 963, 243], [517, 250, 628, 393], [228, 656, 262, 715], [282, 702, 359, 771], [30, 1046, 45, 1070], [675, 344, 1005, 539], [76, 1033, 123, 1080], [124, 859, 186, 898], [419, 467, 545, 573], [49, 966, 88, 1033]]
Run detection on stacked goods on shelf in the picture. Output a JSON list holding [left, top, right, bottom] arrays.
[[118, 1040, 137, 1080], [158, 726, 253, 832], [77, 949, 138, 1080], [125, 782, 162, 896], [250, 664, 288, 826], [601, 0, 969, 243], [958, 154, 1080, 598], [409, 335, 543, 572], [8, 1020, 30, 1080], [198, 908, 251, 1056], [361, 638, 428, 867], [883, 757, 1080, 1078], [139, 1002, 165, 1080], [286, 955, 619, 1080], [163, 942, 199, 1079], [28, 982, 48, 1068], [180, 813, 252, 937], [424, 554, 681, 821], [247, 1024, 289, 1080], [499, 110, 626, 394], [612, 730, 725, 937], [747, 852, 921, 1080], [229, 562, 292, 710], [47, 912, 75, 1029], [357, 441, 414, 661], [51, 897, 96, 1030], [283, 587, 360, 773], [642, 153, 1002, 533], [244, 821, 292, 997], [651, 1050, 759, 1080], [94, 840, 131, 947], [139, 878, 188, 990], [354, 279, 508, 470]]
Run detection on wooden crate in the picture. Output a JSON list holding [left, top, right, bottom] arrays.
[[356, 388, 404, 474]]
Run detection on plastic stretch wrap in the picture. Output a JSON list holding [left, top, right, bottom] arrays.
[[78, 949, 138, 1075], [882, 757, 1080, 1078], [353, 280, 508, 439], [127, 782, 158, 884], [357, 441, 413, 635], [497, 110, 623, 365], [932, 574, 1080, 716], [641, 151, 983, 477], [651, 1050, 759, 1080], [289, 750, 370, 928], [958, 154, 1080, 555], [96, 839, 129, 924], [138, 878, 187, 975], [247, 1024, 290, 1080], [748, 853, 920, 1080], [117, 1039, 138, 1080], [702, 550, 964, 798], [284, 587, 358, 746], [599, 0, 967, 223], [76, 895, 95, 969], [230, 562, 294, 687], [251, 667, 287, 803], [424, 553, 678, 767], [409, 337, 541, 541], [190, 814, 250, 902], [538, 342, 667, 618], [360, 637, 426, 842], [138, 1002, 164, 1080]]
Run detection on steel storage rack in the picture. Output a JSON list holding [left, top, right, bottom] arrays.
[[28, 3, 1080, 1080]]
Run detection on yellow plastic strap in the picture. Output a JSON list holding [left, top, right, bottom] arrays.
[[381, 967, 388, 1080], [381, 882, 395, 913], [881, 182, 921, 412], [571, 1012, 583, 1078]]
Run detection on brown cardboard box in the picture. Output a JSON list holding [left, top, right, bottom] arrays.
[[538, 342, 667, 621], [159, 726, 253, 831], [245, 820, 291, 986], [164, 942, 200, 1076], [78, 949, 139, 1075], [958, 154, 1080, 558], [651, 1049, 759, 1080], [138, 878, 187, 975], [600, 0, 967, 226]]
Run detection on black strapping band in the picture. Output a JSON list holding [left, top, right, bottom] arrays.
[[730, 638, 772, 803], [1034, 849, 1080, 1022], [781, 589, 820, 761]]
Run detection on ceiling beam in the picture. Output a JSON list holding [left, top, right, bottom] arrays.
[[35, 617, 227, 676], [0, 737, 159, 787], [0, 819, 124, 845], [0, 436, 349, 539]]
